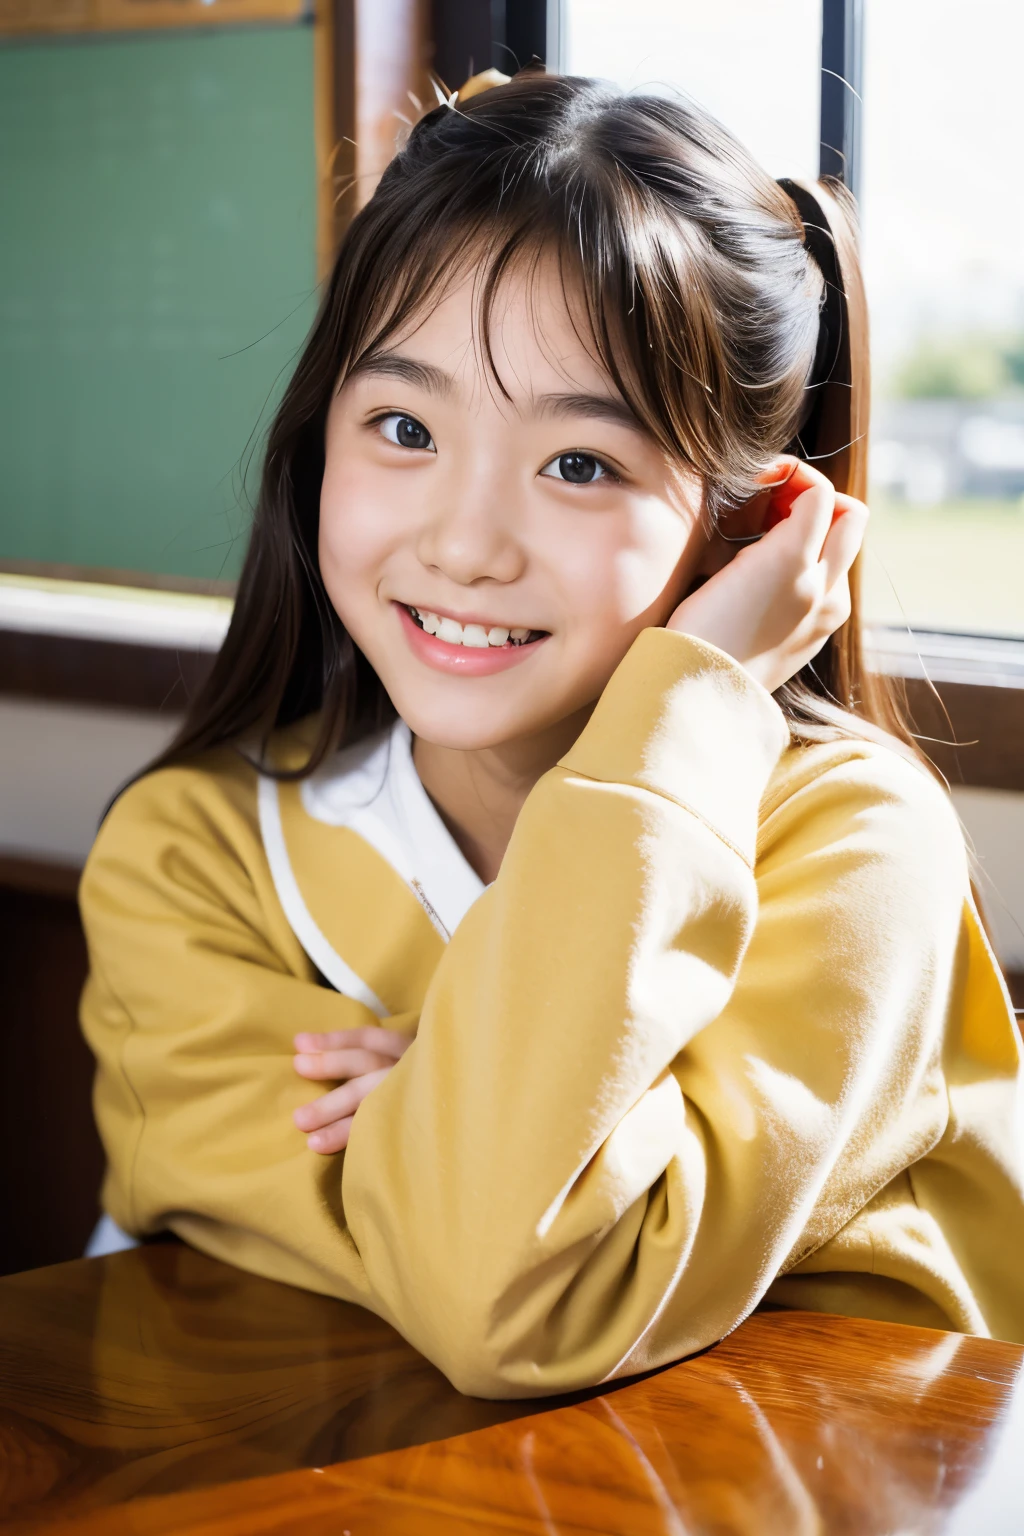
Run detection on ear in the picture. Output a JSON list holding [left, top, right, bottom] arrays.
[[714, 484, 778, 543], [686, 485, 775, 587], [696, 454, 804, 564]]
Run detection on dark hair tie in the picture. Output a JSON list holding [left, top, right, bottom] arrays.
[[776, 178, 845, 412]]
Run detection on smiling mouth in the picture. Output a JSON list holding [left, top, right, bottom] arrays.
[[405, 606, 548, 649]]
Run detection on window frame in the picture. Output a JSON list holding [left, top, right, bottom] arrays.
[[820, 0, 863, 194]]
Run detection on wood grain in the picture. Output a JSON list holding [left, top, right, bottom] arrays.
[[0, 0, 303, 37], [327, 0, 431, 246], [0, 560, 236, 598], [0, 1245, 577, 1529], [1, 1246, 1021, 1534], [0, 628, 213, 713], [904, 675, 1024, 793]]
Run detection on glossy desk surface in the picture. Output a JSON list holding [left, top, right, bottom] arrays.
[[1, 1244, 1021, 1534]]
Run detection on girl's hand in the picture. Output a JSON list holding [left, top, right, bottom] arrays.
[[668, 458, 868, 695], [293, 1027, 413, 1154]]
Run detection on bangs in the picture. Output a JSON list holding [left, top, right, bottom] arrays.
[[327, 85, 819, 517], [340, 218, 644, 431]]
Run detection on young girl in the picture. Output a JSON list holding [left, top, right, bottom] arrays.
[[80, 72, 1024, 1398]]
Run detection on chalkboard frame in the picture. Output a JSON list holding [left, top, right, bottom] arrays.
[[0, 0, 307, 41]]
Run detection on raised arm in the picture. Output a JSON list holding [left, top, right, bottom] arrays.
[[341, 627, 970, 1395]]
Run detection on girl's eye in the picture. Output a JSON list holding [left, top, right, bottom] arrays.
[[377, 414, 435, 452], [540, 452, 614, 485]]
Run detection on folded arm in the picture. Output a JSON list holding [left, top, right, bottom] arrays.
[[342, 630, 967, 1395]]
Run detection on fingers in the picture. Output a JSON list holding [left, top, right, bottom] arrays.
[[293, 1027, 412, 1060], [787, 494, 868, 663], [770, 477, 836, 566], [819, 494, 869, 593], [670, 453, 869, 693], [293, 1066, 393, 1151], [294, 1046, 398, 1081], [757, 455, 829, 528], [758, 454, 837, 500], [293, 1026, 413, 1084], [303, 1117, 354, 1155], [291, 1027, 413, 1156], [760, 457, 862, 571], [761, 465, 868, 603]]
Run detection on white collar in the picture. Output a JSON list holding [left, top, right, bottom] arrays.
[[299, 719, 485, 942], [258, 720, 485, 1015]]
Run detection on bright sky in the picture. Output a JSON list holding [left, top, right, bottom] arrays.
[[564, 0, 1024, 369], [564, 0, 821, 181], [861, 0, 1024, 365]]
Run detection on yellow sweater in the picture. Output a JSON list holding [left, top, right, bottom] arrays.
[[79, 629, 1024, 1397]]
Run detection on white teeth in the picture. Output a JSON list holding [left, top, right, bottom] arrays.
[[410, 607, 539, 648], [436, 616, 463, 645]]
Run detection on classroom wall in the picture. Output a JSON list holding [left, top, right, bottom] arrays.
[[0, 697, 178, 866]]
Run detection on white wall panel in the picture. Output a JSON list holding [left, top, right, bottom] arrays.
[[0, 698, 179, 866], [951, 786, 1024, 971]]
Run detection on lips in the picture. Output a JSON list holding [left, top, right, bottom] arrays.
[[407, 606, 547, 650], [395, 603, 549, 676]]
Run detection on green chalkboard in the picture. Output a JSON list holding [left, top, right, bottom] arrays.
[[0, 25, 319, 581]]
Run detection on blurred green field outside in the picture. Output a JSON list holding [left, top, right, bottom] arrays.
[[862, 495, 1024, 638]]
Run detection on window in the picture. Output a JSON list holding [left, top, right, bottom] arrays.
[[859, 0, 1024, 639], [563, 0, 821, 181], [563, 0, 1024, 642]]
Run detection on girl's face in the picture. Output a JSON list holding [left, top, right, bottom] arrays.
[[320, 259, 709, 752]]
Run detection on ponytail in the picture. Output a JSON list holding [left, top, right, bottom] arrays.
[[772, 178, 928, 768]]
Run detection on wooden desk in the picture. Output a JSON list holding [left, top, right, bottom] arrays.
[[1, 1244, 1021, 1534]]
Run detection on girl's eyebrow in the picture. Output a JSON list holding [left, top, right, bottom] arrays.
[[352, 353, 640, 433], [350, 353, 456, 397], [534, 391, 641, 432]]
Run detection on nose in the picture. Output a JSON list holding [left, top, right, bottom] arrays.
[[415, 463, 526, 588]]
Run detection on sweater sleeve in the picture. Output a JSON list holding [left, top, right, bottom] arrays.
[[341, 628, 972, 1396], [78, 747, 389, 1301]]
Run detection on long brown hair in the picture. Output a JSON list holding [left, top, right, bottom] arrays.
[[153, 72, 918, 778]]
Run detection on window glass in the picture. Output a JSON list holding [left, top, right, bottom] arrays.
[[860, 0, 1024, 637], [562, 0, 821, 181]]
